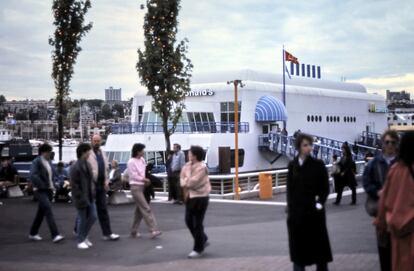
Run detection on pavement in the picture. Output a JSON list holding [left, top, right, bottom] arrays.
[[0, 193, 380, 271]]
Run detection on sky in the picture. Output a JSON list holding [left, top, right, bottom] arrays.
[[0, 0, 413, 100]]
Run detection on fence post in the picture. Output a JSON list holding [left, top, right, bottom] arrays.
[[221, 178, 224, 195]]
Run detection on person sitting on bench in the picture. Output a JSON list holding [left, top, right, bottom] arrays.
[[54, 162, 71, 202], [0, 157, 19, 197]]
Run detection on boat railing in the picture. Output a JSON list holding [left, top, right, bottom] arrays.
[[260, 133, 381, 164], [153, 161, 367, 197], [110, 122, 250, 134], [17, 161, 366, 198]]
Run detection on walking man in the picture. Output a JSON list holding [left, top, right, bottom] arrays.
[[170, 143, 186, 204], [28, 143, 64, 243], [88, 134, 119, 241], [363, 130, 399, 271], [71, 143, 97, 249]]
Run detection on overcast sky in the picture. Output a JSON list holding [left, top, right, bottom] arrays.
[[0, 0, 413, 100]]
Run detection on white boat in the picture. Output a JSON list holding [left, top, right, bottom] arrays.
[[105, 69, 387, 173]]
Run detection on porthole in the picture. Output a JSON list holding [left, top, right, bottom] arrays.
[[311, 115, 314, 122], [344, 116, 347, 122], [319, 116, 322, 122], [330, 116, 333, 122], [326, 116, 329, 122], [354, 117, 356, 122], [307, 115, 310, 122], [336, 116, 339, 122]]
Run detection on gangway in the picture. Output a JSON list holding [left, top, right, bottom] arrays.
[[259, 132, 380, 164]]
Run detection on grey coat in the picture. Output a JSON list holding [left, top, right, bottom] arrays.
[[70, 159, 94, 209], [30, 156, 55, 191]]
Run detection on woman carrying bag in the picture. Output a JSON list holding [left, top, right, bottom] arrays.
[[180, 145, 211, 259]]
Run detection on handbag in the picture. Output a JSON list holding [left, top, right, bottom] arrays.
[[365, 196, 378, 217]]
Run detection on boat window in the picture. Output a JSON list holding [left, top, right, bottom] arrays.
[[354, 117, 356, 122], [319, 116, 322, 122], [307, 115, 310, 122], [201, 112, 208, 123], [107, 152, 114, 161], [146, 152, 155, 165], [326, 116, 329, 122], [207, 113, 215, 122], [121, 151, 130, 162], [311, 115, 314, 122], [155, 151, 164, 166], [344, 116, 347, 122], [230, 149, 245, 168], [220, 102, 227, 112], [113, 152, 121, 162]]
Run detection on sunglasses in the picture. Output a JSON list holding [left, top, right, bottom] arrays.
[[384, 140, 397, 146]]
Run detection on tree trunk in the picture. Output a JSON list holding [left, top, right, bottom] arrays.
[[162, 112, 171, 155], [58, 89, 63, 161]]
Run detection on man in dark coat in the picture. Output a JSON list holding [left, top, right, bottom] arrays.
[[70, 143, 97, 250], [334, 142, 357, 205], [28, 143, 64, 243], [287, 133, 332, 271]]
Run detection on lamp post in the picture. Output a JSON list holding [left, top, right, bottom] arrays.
[[227, 80, 244, 200]]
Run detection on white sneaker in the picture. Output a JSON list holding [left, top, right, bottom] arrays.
[[103, 233, 120, 241], [85, 238, 93, 247], [28, 234, 42, 241], [188, 251, 202, 259], [77, 242, 89, 250], [52, 235, 65, 243]]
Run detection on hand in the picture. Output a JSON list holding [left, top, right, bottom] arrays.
[[143, 178, 151, 186], [104, 181, 110, 192], [377, 189, 383, 197]]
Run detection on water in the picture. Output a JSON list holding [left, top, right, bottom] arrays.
[[52, 146, 77, 163]]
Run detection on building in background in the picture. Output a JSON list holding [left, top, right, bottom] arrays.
[[105, 86, 122, 104]]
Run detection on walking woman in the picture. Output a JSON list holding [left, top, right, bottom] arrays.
[[334, 142, 357, 205], [376, 132, 414, 271], [287, 133, 332, 271], [127, 143, 161, 239], [180, 145, 211, 259]]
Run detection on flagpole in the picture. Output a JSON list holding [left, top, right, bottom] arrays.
[[282, 45, 286, 129]]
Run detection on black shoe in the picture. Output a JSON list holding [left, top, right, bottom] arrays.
[[350, 202, 357, 205], [333, 202, 340, 206]]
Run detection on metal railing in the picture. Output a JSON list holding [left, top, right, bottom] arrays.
[[111, 122, 250, 134], [259, 133, 380, 164], [153, 161, 366, 198]]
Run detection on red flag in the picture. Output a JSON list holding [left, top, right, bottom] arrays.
[[285, 51, 299, 64]]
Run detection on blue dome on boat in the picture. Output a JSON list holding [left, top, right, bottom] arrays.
[[255, 96, 288, 122]]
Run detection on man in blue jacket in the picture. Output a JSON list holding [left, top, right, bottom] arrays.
[[28, 143, 64, 243], [362, 129, 399, 271]]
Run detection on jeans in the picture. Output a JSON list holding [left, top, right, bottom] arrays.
[[130, 185, 158, 233], [185, 197, 209, 253], [77, 203, 97, 243], [30, 190, 59, 238], [95, 187, 112, 236], [293, 262, 328, 271]]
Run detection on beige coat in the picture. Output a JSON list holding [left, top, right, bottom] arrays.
[[87, 149, 109, 184], [180, 161, 211, 198]]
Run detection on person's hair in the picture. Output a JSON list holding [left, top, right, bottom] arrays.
[[332, 154, 338, 160], [131, 143, 145, 157], [190, 145, 204, 161], [381, 129, 399, 145], [112, 160, 119, 168], [341, 142, 352, 159], [76, 143, 91, 159], [173, 143, 181, 150], [39, 143, 53, 154], [57, 161, 64, 167], [294, 133, 313, 150], [398, 132, 414, 166]]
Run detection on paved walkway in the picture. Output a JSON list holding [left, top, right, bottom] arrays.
[[0, 194, 379, 271]]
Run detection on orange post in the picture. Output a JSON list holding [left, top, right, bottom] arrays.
[[234, 81, 240, 200], [259, 173, 273, 200]]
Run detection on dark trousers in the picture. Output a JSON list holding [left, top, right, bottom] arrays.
[[169, 172, 182, 201], [77, 203, 97, 243], [185, 197, 209, 253], [30, 190, 59, 238], [294, 262, 328, 271], [376, 228, 391, 271], [335, 184, 356, 204], [95, 187, 112, 236]]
